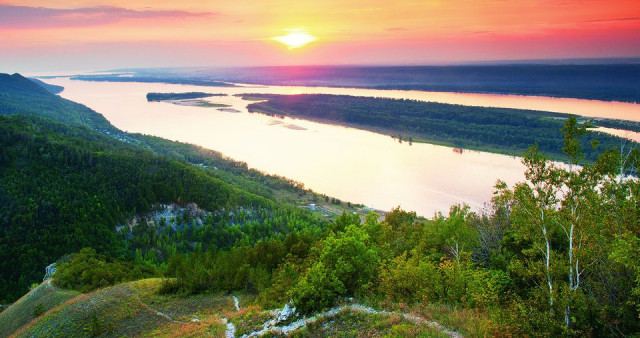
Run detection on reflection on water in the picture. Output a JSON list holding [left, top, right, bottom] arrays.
[[44, 77, 639, 216], [593, 127, 640, 143]]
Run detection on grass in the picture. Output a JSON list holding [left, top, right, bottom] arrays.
[[227, 302, 462, 337], [4, 277, 489, 337], [10, 278, 237, 337], [294, 310, 452, 337], [228, 304, 274, 336], [380, 301, 493, 338], [0, 280, 80, 337], [192, 100, 231, 108]]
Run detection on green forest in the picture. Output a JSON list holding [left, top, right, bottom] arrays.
[[2, 73, 640, 336], [0, 74, 325, 303], [243, 93, 639, 162]]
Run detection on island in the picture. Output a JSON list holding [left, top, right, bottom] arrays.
[[241, 93, 640, 161], [146, 92, 227, 101], [146, 92, 231, 108]]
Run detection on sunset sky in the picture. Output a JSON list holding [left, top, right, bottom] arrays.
[[1, 0, 640, 72]]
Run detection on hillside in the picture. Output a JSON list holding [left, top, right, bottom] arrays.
[[4, 279, 234, 337], [2, 73, 640, 336], [0, 73, 115, 131], [28, 78, 64, 94], [0, 280, 80, 337], [0, 74, 331, 304], [1, 278, 471, 337]]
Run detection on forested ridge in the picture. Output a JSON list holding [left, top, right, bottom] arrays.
[[2, 73, 640, 336], [0, 74, 326, 303], [0, 73, 115, 132], [0, 113, 324, 302], [244, 93, 639, 162]]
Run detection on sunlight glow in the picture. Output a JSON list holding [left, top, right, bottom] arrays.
[[272, 29, 316, 49]]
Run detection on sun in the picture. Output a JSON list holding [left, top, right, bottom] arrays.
[[272, 29, 316, 49]]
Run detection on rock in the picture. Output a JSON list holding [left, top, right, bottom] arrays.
[[276, 301, 296, 322], [43, 263, 56, 281]]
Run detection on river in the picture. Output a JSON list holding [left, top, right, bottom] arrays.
[[44, 77, 640, 216]]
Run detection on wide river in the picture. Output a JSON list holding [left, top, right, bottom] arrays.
[[45, 77, 640, 216]]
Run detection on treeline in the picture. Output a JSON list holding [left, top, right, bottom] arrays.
[[213, 64, 640, 103], [163, 118, 640, 335], [243, 93, 638, 161], [132, 134, 308, 200], [146, 92, 226, 101], [120, 204, 326, 268]]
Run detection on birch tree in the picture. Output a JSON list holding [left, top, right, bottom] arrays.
[[513, 144, 564, 311]]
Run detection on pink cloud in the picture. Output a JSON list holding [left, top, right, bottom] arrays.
[[0, 5, 217, 29]]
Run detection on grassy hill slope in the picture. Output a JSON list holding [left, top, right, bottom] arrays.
[[0, 280, 80, 337], [3, 278, 473, 337], [5, 279, 234, 337]]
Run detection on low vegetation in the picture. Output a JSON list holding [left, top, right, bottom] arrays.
[[5, 278, 236, 337], [0, 279, 80, 337], [54, 248, 158, 293]]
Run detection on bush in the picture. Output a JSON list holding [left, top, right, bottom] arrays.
[[33, 303, 45, 317], [290, 262, 345, 314], [54, 248, 157, 292]]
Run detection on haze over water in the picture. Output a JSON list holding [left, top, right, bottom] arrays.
[[46, 77, 640, 216]]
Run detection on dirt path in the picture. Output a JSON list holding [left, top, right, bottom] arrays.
[[225, 296, 240, 338], [243, 303, 462, 338], [136, 295, 189, 324]]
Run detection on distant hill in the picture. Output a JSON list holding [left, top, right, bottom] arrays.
[[29, 78, 64, 94], [126, 63, 640, 102], [71, 74, 236, 87], [0, 73, 115, 131]]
